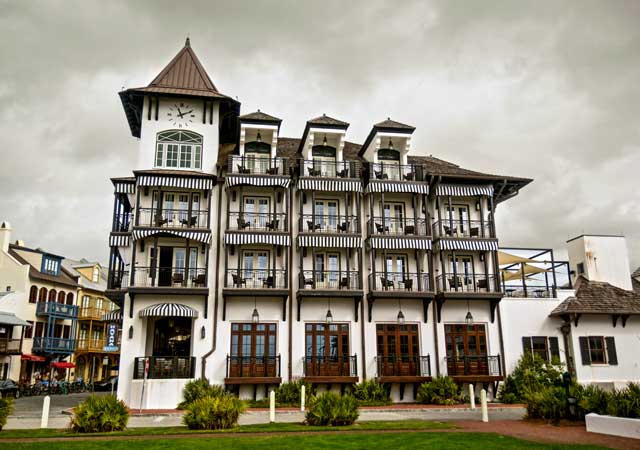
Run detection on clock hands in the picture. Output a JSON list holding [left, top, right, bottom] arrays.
[[178, 109, 193, 118]]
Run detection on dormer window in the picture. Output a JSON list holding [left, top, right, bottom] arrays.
[[41, 256, 61, 276], [92, 266, 100, 283], [311, 144, 337, 177], [155, 130, 203, 169]]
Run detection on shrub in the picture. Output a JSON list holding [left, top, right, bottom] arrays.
[[606, 383, 640, 418], [525, 386, 567, 422], [579, 385, 610, 416], [178, 378, 225, 409], [416, 376, 460, 405], [70, 395, 129, 433], [352, 379, 390, 405], [183, 394, 246, 430], [306, 392, 359, 426], [0, 397, 13, 431], [499, 354, 564, 403], [275, 380, 315, 406]]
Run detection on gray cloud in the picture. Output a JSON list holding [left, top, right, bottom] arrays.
[[0, 0, 638, 268]]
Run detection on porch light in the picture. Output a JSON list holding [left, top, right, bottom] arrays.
[[465, 311, 474, 325], [322, 134, 328, 146], [397, 310, 405, 325], [200, 326, 206, 339], [252, 308, 260, 323], [325, 297, 333, 324], [388, 139, 394, 150], [256, 130, 262, 143]]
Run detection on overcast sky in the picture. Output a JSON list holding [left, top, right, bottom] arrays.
[[1, 0, 638, 269]]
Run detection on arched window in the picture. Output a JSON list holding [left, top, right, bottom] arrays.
[[48, 289, 57, 302], [58, 291, 66, 304], [245, 141, 271, 155], [29, 286, 38, 303], [155, 130, 203, 169], [377, 148, 400, 161], [39, 287, 47, 302], [66, 292, 74, 306]]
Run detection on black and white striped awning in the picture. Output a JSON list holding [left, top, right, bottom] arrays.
[[297, 178, 362, 193], [139, 303, 198, 318], [114, 182, 135, 194], [435, 184, 494, 197], [226, 174, 291, 189], [102, 310, 122, 322], [368, 237, 432, 250], [436, 239, 499, 251], [224, 232, 290, 246], [132, 229, 212, 245], [297, 235, 362, 248], [137, 175, 214, 190], [365, 180, 429, 194], [109, 233, 130, 247]]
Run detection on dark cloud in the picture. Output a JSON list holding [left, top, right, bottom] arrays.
[[1, 0, 638, 268]]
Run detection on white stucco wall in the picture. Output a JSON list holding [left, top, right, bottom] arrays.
[[568, 235, 632, 290]]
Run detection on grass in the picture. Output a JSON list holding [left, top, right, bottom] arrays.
[[5, 432, 609, 449]]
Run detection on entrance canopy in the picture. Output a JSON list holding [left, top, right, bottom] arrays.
[[139, 303, 198, 319], [21, 354, 46, 362], [0, 311, 30, 326], [51, 362, 75, 369]]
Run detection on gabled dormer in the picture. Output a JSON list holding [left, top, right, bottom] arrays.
[[238, 110, 282, 160], [360, 118, 415, 164]]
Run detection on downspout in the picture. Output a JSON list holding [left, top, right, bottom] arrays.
[[201, 175, 224, 379], [560, 321, 574, 376], [430, 176, 441, 376], [288, 185, 293, 381]]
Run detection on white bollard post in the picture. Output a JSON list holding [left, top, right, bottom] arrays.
[[301, 385, 306, 412], [469, 384, 475, 410], [269, 389, 276, 423], [41, 395, 50, 429], [480, 389, 488, 423]]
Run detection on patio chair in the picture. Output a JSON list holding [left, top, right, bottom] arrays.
[[403, 172, 415, 181], [172, 273, 184, 286], [380, 277, 394, 289], [232, 273, 246, 288], [337, 222, 349, 232], [339, 277, 350, 289], [403, 278, 414, 291], [477, 278, 488, 290], [181, 216, 198, 227], [266, 219, 279, 230], [307, 221, 322, 231], [443, 225, 453, 236], [307, 167, 321, 176], [237, 217, 251, 229], [304, 277, 314, 288], [237, 164, 250, 174], [337, 168, 349, 178], [155, 214, 168, 227], [448, 276, 462, 289], [192, 273, 206, 287], [374, 170, 389, 180], [470, 227, 480, 237], [375, 223, 389, 233], [263, 276, 274, 288], [404, 225, 415, 235]]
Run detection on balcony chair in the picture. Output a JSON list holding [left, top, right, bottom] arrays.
[[337, 222, 349, 233], [263, 276, 275, 288], [181, 216, 198, 227], [443, 225, 453, 236], [477, 278, 488, 290], [375, 223, 389, 234], [237, 164, 250, 174], [380, 277, 394, 289], [172, 273, 184, 286], [337, 168, 349, 178], [304, 277, 314, 288], [470, 227, 480, 237], [232, 274, 247, 288], [307, 167, 322, 176], [403, 278, 414, 291], [448, 276, 462, 289], [404, 225, 415, 235], [237, 218, 251, 230], [307, 221, 322, 231], [403, 172, 415, 181], [155, 214, 169, 227], [266, 219, 279, 231], [192, 273, 206, 287], [374, 170, 389, 180], [339, 277, 350, 289]]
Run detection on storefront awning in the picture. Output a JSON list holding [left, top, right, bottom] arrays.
[[365, 180, 429, 194], [102, 309, 122, 322], [139, 303, 199, 319], [137, 174, 214, 190], [435, 184, 494, 197], [224, 232, 290, 246], [0, 311, 30, 326], [51, 362, 75, 369], [297, 235, 362, 248], [225, 174, 290, 188], [297, 178, 362, 193], [21, 354, 46, 362], [368, 237, 432, 250], [436, 239, 499, 251], [109, 233, 130, 247], [132, 229, 211, 245]]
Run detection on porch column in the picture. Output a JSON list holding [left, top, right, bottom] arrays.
[[184, 238, 191, 288], [479, 196, 486, 238]]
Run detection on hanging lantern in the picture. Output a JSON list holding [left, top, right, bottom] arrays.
[[397, 310, 405, 324], [252, 308, 260, 323], [323, 134, 328, 146], [325, 309, 333, 324], [388, 139, 394, 150], [465, 311, 474, 325], [256, 130, 262, 143]]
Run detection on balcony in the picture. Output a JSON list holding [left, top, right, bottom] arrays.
[[32, 337, 75, 354], [36, 302, 78, 319], [136, 208, 209, 229], [503, 284, 555, 298], [133, 356, 196, 379], [0, 338, 22, 355], [228, 212, 288, 232], [376, 355, 431, 382], [130, 267, 208, 289], [300, 215, 359, 234], [370, 163, 425, 182], [224, 269, 288, 290], [225, 355, 281, 384], [432, 219, 494, 239], [436, 274, 500, 295], [228, 155, 288, 176], [299, 270, 361, 291], [368, 217, 429, 236], [108, 270, 129, 289], [369, 272, 432, 294], [78, 307, 110, 321], [112, 212, 132, 232], [75, 338, 107, 353], [446, 355, 503, 380], [301, 160, 361, 179], [302, 355, 358, 383]]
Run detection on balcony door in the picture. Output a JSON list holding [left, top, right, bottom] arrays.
[[158, 247, 173, 286], [445, 324, 488, 376], [230, 323, 277, 377], [305, 323, 350, 376], [244, 197, 270, 229], [446, 205, 470, 235], [152, 317, 192, 357], [242, 250, 269, 288], [376, 324, 420, 376], [314, 252, 339, 288], [314, 199, 339, 232], [312, 145, 337, 177], [383, 203, 405, 234], [448, 255, 474, 290]]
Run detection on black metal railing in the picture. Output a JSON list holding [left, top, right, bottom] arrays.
[[446, 355, 502, 377], [36, 302, 78, 318], [299, 270, 361, 290], [228, 155, 289, 176], [228, 212, 288, 232], [108, 270, 130, 289], [368, 217, 429, 236], [0, 338, 22, 354], [432, 219, 494, 239], [133, 356, 196, 379], [376, 355, 431, 378], [131, 267, 208, 288], [32, 337, 75, 353], [369, 272, 431, 292], [301, 160, 361, 178], [112, 212, 132, 232], [225, 269, 288, 289], [226, 355, 281, 378], [300, 215, 359, 234], [303, 355, 357, 377], [370, 163, 425, 181], [502, 284, 555, 298], [137, 208, 209, 229], [437, 274, 500, 293]]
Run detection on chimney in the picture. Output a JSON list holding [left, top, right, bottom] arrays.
[[0, 221, 11, 253]]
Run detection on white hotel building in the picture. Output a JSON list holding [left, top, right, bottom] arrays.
[[107, 40, 640, 408]]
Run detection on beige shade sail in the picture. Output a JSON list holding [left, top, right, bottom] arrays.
[[498, 251, 535, 265], [501, 264, 549, 282]]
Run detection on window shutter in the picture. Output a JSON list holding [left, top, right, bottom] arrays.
[[522, 337, 532, 356], [579, 337, 591, 365], [549, 337, 560, 361], [605, 337, 618, 365]]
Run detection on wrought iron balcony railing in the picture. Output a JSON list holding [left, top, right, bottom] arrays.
[[226, 355, 281, 378], [368, 217, 429, 236], [299, 270, 361, 290], [376, 355, 431, 378], [228, 155, 289, 176], [432, 219, 494, 239], [36, 302, 78, 318], [75, 338, 108, 353], [502, 284, 555, 298], [370, 163, 425, 182], [228, 212, 288, 232], [436, 274, 500, 293], [369, 272, 431, 292], [131, 267, 208, 288], [78, 306, 111, 321], [302, 355, 357, 377], [445, 355, 502, 377], [32, 337, 75, 353], [136, 208, 209, 229], [108, 271, 130, 290], [0, 338, 22, 354], [300, 215, 359, 234], [225, 269, 288, 289], [301, 160, 361, 178], [133, 356, 196, 379]]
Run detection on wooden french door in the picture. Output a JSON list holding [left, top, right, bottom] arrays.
[[376, 324, 420, 376], [445, 324, 488, 376], [305, 323, 350, 376], [230, 323, 277, 377]]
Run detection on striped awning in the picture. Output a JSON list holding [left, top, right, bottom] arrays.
[[297, 178, 362, 193], [102, 309, 122, 322], [297, 235, 362, 248], [436, 239, 499, 251], [368, 237, 432, 250], [137, 175, 214, 190], [226, 174, 290, 188], [365, 180, 429, 194], [224, 232, 290, 246], [109, 233, 130, 247], [139, 303, 198, 318], [132, 229, 212, 245], [114, 181, 135, 194], [435, 184, 494, 197]]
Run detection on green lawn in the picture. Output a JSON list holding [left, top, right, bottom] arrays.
[[7, 432, 609, 450]]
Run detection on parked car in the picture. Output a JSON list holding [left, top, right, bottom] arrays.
[[0, 379, 20, 398], [94, 376, 118, 392]]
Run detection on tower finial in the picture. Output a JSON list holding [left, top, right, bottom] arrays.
[[185, 36, 191, 47]]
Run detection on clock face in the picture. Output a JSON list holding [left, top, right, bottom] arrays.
[[167, 102, 196, 128]]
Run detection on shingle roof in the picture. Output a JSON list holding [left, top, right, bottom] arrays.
[[307, 114, 350, 128], [632, 266, 640, 279], [239, 110, 282, 124], [8, 246, 79, 289], [374, 118, 416, 132], [550, 276, 640, 316]]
